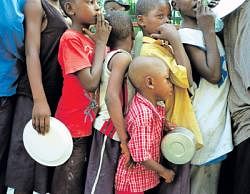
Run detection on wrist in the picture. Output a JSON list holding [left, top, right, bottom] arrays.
[[33, 96, 47, 104], [120, 138, 129, 144], [95, 40, 107, 46]]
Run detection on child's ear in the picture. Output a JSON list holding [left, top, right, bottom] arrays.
[[145, 75, 154, 89], [64, 2, 75, 17], [137, 15, 145, 28], [171, 0, 179, 11]]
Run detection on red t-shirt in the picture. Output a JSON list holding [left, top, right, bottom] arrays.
[[56, 29, 96, 137]]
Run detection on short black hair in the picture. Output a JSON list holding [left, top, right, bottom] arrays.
[[136, 0, 167, 15], [105, 11, 133, 48]]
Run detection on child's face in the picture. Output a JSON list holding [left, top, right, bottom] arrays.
[[140, 3, 171, 35], [172, 0, 197, 18], [73, 0, 100, 26], [153, 66, 173, 101]]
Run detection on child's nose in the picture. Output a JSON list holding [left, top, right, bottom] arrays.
[[165, 17, 171, 24], [95, 2, 100, 11]]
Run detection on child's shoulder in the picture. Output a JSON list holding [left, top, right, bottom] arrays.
[[108, 49, 131, 61], [141, 36, 174, 57], [128, 94, 155, 120], [61, 29, 93, 44], [178, 28, 205, 50]]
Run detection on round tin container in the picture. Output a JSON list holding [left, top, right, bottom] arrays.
[[161, 127, 196, 164]]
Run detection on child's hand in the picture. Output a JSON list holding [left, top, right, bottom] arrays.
[[120, 142, 135, 168], [95, 13, 112, 44], [32, 100, 51, 135], [83, 13, 112, 45], [165, 120, 176, 131], [150, 23, 181, 45], [160, 168, 175, 183], [196, 1, 215, 33]]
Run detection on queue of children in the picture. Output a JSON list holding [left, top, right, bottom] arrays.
[[0, 0, 249, 194]]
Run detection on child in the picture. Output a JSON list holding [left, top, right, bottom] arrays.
[[135, 0, 203, 193], [136, 0, 202, 147], [104, 0, 130, 12], [172, 0, 233, 193], [0, 0, 25, 193], [84, 11, 134, 194], [50, 0, 111, 193], [5, 0, 68, 193], [115, 56, 175, 194]]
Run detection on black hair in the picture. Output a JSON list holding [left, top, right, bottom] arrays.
[[136, 0, 167, 15], [105, 11, 133, 48]]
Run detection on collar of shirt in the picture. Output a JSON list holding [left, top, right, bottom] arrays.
[[135, 93, 165, 121], [142, 36, 173, 54]]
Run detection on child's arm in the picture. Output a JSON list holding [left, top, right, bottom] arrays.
[[151, 24, 193, 86], [24, 0, 51, 134], [105, 53, 131, 164], [142, 159, 175, 183], [76, 14, 111, 92], [184, 3, 221, 84]]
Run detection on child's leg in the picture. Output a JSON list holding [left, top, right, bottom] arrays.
[[51, 136, 92, 194], [84, 130, 120, 194], [0, 96, 15, 194], [5, 96, 50, 194], [191, 163, 221, 194]]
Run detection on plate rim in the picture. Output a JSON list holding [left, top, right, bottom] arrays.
[[23, 117, 73, 166]]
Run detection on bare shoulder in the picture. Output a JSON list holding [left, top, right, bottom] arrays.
[[26, 0, 42, 8], [109, 51, 132, 70]]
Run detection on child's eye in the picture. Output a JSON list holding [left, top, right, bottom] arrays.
[[158, 14, 164, 19]]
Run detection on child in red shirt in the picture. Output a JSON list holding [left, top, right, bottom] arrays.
[[51, 0, 111, 193], [84, 11, 135, 194], [115, 56, 175, 194]]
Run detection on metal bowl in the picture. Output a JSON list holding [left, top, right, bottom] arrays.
[[161, 127, 196, 164]]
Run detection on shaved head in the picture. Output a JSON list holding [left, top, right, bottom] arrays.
[[128, 56, 169, 90]]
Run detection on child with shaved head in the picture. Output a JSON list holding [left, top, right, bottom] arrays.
[[135, 1, 204, 193], [115, 56, 175, 194]]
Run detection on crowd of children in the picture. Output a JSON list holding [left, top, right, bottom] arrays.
[[0, 0, 250, 194]]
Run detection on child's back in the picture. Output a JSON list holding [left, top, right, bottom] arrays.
[[84, 11, 134, 194], [51, 0, 111, 193]]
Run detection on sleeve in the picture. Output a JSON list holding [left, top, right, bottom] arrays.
[[128, 112, 153, 162], [58, 36, 92, 75], [141, 44, 189, 89], [178, 28, 206, 51]]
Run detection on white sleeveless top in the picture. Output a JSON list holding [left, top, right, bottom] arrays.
[[93, 49, 133, 142], [179, 28, 233, 165]]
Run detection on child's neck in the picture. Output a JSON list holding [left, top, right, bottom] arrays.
[[111, 41, 131, 53], [142, 31, 151, 37], [139, 91, 157, 107], [181, 16, 198, 29], [71, 22, 89, 33]]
